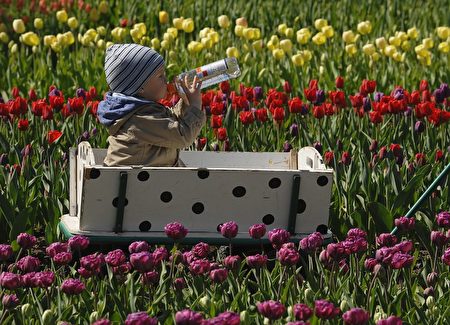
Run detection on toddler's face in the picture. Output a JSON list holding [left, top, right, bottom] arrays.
[[138, 65, 167, 101]]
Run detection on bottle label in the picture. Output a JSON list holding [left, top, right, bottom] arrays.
[[196, 59, 227, 79]]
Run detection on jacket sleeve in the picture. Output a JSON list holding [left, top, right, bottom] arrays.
[[128, 104, 206, 149]]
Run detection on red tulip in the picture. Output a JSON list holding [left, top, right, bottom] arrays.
[[210, 115, 223, 128], [239, 111, 255, 125], [335, 76, 344, 89], [48, 130, 62, 144], [28, 88, 37, 101], [255, 108, 268, 122], [288, 97, 303, 113], [17, 119, 29, 131], [217, 127, 227, 141]]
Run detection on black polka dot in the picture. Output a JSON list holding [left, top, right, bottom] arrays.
[[90, 168, 100, 179], [137, 171, 149, 181], [192, 202, 204, 214], [232, 186, 246, 197], [112, 197, 128, 207], [297, 199, 306, 213], [139, 221, 152, 232], [268, 177, 281, 189], [317, 176, 328, 186], [217, 224, 223, 232], [262, 214, 275, 225], [197, 169, 209, 179], [160, 191, 172, 203], [316, 224, 328, 235]]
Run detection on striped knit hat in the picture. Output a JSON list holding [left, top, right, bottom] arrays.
[[104, 43, 165, 96]]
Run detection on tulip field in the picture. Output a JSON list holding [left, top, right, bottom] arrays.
[[0, 0, 450, 324]]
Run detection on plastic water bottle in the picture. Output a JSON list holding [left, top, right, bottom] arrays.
[[171, 57, 241, 93]]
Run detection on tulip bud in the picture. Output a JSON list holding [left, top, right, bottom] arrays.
[[90, 311, 99, 324], [34, 18, 44, 29], [56, 10, 68, 23], [426, 296, 435, 309], [426, 272, 438, 287], [199, 295, 210, 307], [13, 19, 26, 34], [21, 303, 31, 317], [304, 288, 314, 303], [340, 300, 349, 312], [42, 309, 55, 325], [217, 15, 230, 29], [159, 11, 169, 24], [240, 310, 249, 323], [67, 17, 78, 29], [423, 287, 435, 298]]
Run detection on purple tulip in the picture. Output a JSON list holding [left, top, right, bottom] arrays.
[[189, 259, 210, 276], [441, 247, 450, 266], [376, 233, 398, 247], [364, 258, 378, 272], [342, 308, 369, 325], [130, 252, 156, 273], [153, 247, 169, 264], [2, 294, 19, 309], [314, 299, 340, 319], [375, 247, 396, 264], [52, 252, 73, 266], [290, 123, 299, 137], [376, 316, 403, 325], [173, 277, 187, 291], [68, 235, 90, 251], [390, 252, 414, 269], [125, 311, 158, 325], [342, 236, 368, 254], [347, 228, 367, 239], [246, 254, 267, 268], [314, 89, 325, 105], [164, 222, 188, 241], [431, 230, 448, 247], [92, 320, 112, 325], [423, 286, 434, 298], [257, 300, 286, 320], [80, 253, 105, 273], [249, 224, 266, 239], [436, 211, 450, 228], [434, 87, 446, 104], [0, 272, 21, 290], [192, 242, 209, 258], [268, 228, 290, 249], [61, 278, 85, 295], [362, 97, 371, 111], [414, 120, 425, 133], [313, 141, 323, 154], [34, 271, 55, 288], [392, 87, 404, 100], [204, 311, 240, 325], [46, 242, 69, 258], [128, 241, 149, 254], [374, 92, 384, 102], [17, 255, 40, 273], [326, 242, 346, 260], [278, 245, 300, 266], [223, 255, 241, 271], [403, 106, 413, 117], [286, 322, 310, 325], [300, 103, 309, 115], [181, 251, 195, 265], [426, 272, 439, 286], [220, 221, 239, 239], [209, 268, 228, 283], [76, 88, 86, 99], [112, 262, 132, 275], [175, 309, 204, 325], [0, 244, 13, 261], [300, 232, 323, 252], [283, 141, 293, 152], [141, 271, 159, 286], [394, 240, 413, 253], [22, 272, 38, 288], [105, 249, 127, 267], [253, 86, 263, 101], [293, 303, 313, 321], [394, 216, 415, 231], [16, 233, 37, 249]]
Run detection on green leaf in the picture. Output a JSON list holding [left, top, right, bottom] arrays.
[[367, 201, 393, 234]]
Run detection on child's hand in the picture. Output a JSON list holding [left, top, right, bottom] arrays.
[[176, 75, 202, 108]]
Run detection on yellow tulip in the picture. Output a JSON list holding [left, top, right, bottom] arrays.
[[167, 27, 178, 38], [0, 32, 9, 43], [209, 31, 219, 43], [12, 19, 25, 34], [422, 37, 434, 49], [98, 1, 108, 13], [252, 40, 263, 52], [301, 50, 312, 61], [234, 25, 244, 37], [362, 43, 375, 56], [21, 32, 40, 46], [272, 48, 285, 60], [277, 24, 288, 35], [414, 44, 427, 57], [291, 53, 304, 66], [0, 23, 6, 33], [163, 32, 174, 43], [383, 45, 396, 57], [436, 27, 449, 40], [375, 37, 387, 49], [226, 46, 240, 58], [34, 18, 43, 30], [371, 52, 381, 62], [296, 31, 310, 45], [10, 43, 18, 54], [169, 50, 176, 60], [67, 17, 78, 29], [217, 15, 230, 29], [280, 39, 292, 53], [97, 39, 106, 49], [160, 40, 170, 50], [56, 10, 68, 23], [187, 41, 203, 53], [159, 11, 169, 24], [236, 17, 248, 27], [134, 23, 147, 36], [173, 17, 184, 30], [43, 35, 56, 46], [96, 26, 106, 36], [201, 37, 213, 49], [438, 42, 449, 53], [342, 30, 358, 43], [312, 32, 326, 45], [401, 40, 411, 51], [270, 35, 280, 46], [407, 27, 419, 39], [314, 19, 328, 31], [106, 41, 114, 48], [243, 28, 256, 40], [64, 31, 75, 45], [151, 38, 160, 49], [388, 36, 401, 47], [345, 44, 357, 56], [322, 26, 334, 38], [266, 40, 277, 51], [242, 43, 250, 52], [285, 27, 294, 38], [89, 8, 100, 22], [392, 52, 405, 62], [396, 31, 407, 42], [357, 21, 372, 35], [199, 27, 210, 38], [50, 41, 62, 52]]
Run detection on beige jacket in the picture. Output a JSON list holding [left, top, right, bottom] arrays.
[[103, 99, 206, 167]]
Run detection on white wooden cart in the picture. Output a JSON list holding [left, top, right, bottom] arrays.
[[59, 141, 334, 244]]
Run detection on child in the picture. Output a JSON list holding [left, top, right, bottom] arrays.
[[97, 43, 206, 167]]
